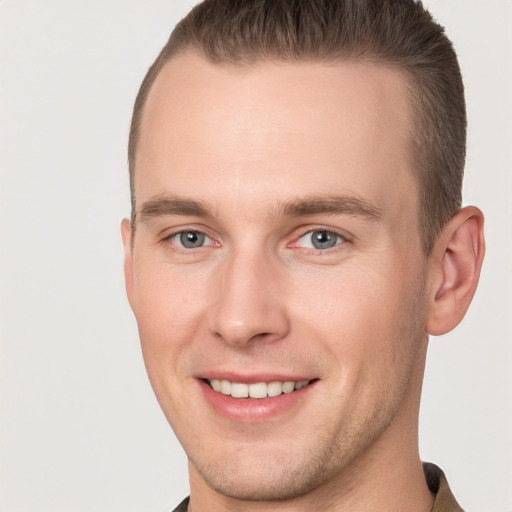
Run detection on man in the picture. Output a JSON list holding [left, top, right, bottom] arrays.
[[121, 0, 485, 510]]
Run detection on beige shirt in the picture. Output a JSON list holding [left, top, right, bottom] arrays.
[[424, 462, 464, 512]]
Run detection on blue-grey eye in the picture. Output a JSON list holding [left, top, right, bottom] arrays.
[[311, 230, 338, 249], [179, 231, 206, 248], [297, 230, 342, 250]]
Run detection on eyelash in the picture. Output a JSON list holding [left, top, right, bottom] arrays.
[[159, 227, 350, 254], [290, 227, 349, 253], [160, 229, 218, 252]]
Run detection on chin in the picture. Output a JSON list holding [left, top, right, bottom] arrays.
[[189, 441, 348, 502], [196, 463, 322, 502]]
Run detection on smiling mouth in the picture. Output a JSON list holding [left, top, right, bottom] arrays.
[[205, 379, 316, 399]]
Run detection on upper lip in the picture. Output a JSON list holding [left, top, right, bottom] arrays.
[[197, 372, 316, 384]]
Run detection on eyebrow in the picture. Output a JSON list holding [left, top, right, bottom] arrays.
[[277, 195, 384, 220], [138, 194, 384, 223], [139, 196, 214, 222]]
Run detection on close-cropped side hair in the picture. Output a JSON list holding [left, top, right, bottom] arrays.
[[128, 0, 466, 255]]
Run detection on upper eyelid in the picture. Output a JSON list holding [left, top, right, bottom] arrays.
[[159, 230, 219, 253], [294, 230, 346, 248], [159, 224, 217, 240], [298, 229, 345, 240], [291, 225, 351, 243], [155, 226, 220, 252], [165, 229, 214, 241], [157, 225, 352, 248]]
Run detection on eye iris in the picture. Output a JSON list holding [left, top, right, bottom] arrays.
[[311, 230, 338, 249], [180, 231, 205, 248]]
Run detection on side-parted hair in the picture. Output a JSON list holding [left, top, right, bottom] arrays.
[[128, 0, 466, 255]]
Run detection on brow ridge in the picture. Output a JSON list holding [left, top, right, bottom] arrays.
[[278, 195, 384, 220], [139, 196, 214, 222], [138, 193, 383, 223]]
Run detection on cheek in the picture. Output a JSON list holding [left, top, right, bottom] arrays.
[[131, 260, 209, 367], [292, 261, 425, 372], [131, 263, 211, 426]]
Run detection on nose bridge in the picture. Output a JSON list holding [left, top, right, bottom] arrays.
[[210, 242, 289, 347]]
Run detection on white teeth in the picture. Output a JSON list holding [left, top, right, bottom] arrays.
[[282, 381, 295, 394], [208, 379, 311, 399], [249, 382, 268, 398], [267, 381, 283, 397], [220, 379, 231, 395], [230, 382, 249, 398]]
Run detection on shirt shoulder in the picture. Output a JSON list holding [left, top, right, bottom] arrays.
[[171, 496, 189, 512], [423, 462, 464, 512]]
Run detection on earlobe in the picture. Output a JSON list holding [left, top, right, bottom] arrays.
[[121, 218, 135, 310], [426, 206, 485, 336]]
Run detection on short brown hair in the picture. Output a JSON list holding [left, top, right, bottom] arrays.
[[128, 0, 466, 254]]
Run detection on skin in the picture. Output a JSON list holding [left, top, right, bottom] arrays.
[[122, 53, 484, 511]]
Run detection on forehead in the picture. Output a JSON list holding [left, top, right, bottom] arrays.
[[135, 53, 417, 221]]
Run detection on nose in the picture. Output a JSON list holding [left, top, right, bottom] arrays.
[[209, 248, 290, 348]]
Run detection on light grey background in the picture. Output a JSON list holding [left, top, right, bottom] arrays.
[[0, 1, 510, 511]]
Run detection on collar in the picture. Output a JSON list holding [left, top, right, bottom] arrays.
[[423, 462, 464, 512]]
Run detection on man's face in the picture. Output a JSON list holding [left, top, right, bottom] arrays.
[[124, 54, 431, 500]]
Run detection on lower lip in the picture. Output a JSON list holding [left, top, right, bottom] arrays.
[[198, 380, 316, 423]]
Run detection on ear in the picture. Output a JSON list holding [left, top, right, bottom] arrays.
[[121, 218, 135, 310], [426, 206, 485, 336]]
